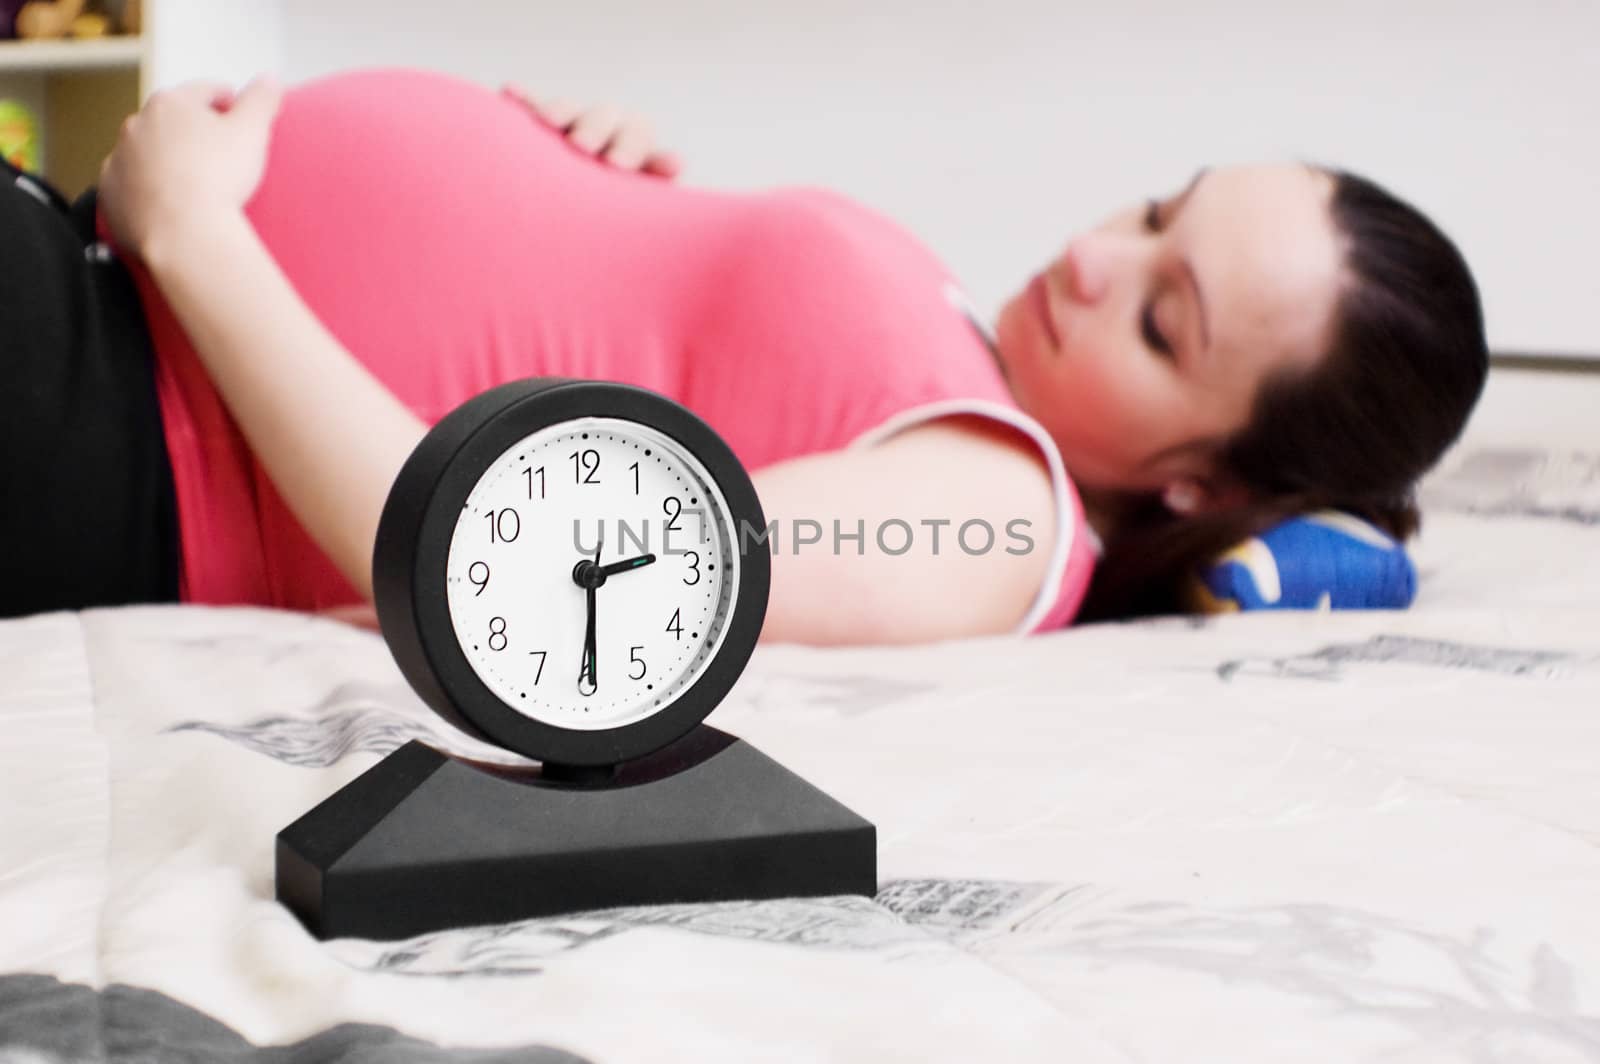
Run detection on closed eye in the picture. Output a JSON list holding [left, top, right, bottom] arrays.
[[1142, 197, 1163, 233], [1141, 304, 1172, 359], [1140, 198, 1173, 358]]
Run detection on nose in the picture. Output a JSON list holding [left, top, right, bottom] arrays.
[[1056, 235, 1117, 305]]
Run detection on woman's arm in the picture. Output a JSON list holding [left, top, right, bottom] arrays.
[[751, 416, 1056, 645], [316, 417, 1057, 642], [99, 79, 427, 601], [144, 211, 426, 601]]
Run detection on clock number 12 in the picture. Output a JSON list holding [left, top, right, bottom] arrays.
[[570, 448, 600, 484]]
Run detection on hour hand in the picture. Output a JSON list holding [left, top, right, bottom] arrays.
[[596, 553, 656, 579]]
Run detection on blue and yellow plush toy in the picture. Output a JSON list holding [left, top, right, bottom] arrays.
[[1188, 510, 1417, 613]]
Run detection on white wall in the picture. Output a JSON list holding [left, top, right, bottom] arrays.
[[145, 0, 283, 95], [275, 0, 1599, 356]]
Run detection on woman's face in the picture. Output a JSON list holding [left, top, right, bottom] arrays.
[[993, 163, 1347, 497]]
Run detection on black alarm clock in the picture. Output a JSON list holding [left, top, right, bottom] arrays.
[[372, 377, 770, 770], [277, 378, 873, 942]]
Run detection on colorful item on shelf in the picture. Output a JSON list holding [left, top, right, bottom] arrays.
[[69, 9, 107, 36], [0, 100, 40, 173], [106, 0, 136, 34], [15, 0, 83, 39], [12, 0, 139, 39], [0, 0, 25, 38]]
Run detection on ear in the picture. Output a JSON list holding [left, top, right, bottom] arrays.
[[1161, 474, 1251, 516]]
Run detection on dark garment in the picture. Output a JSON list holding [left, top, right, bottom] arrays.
[[0, 160, 179, 618]]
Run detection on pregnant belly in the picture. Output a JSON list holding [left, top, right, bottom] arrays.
[[245, 67, 704, 419], [190, 69, 730, 610]]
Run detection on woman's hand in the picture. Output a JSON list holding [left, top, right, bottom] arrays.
[[98, 76, 284, 261], [500, 83, 682, 179]]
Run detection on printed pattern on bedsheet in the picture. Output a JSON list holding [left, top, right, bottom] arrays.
[[1421, 448, 1600, 526], [1, 442, 1599, 1063], [0, 974, 593, 1064]]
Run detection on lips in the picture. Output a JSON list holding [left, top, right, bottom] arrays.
[[1027, 271, 1060, 351]]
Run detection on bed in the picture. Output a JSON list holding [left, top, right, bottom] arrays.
[[3, 367, 1598, 1063]]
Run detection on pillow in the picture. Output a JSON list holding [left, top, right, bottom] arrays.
[[1187, 510, 1417, 613]]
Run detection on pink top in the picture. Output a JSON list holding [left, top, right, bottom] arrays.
[[125, 69, 1095, 633]]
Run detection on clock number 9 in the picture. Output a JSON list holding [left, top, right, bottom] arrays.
[[486, 508, 520, 543], [488, 616, 508, 652], [570, 448, 600, 484], [468, 561, 490, 596]]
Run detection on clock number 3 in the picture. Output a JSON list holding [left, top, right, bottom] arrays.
[[682, 551, 700, 585]]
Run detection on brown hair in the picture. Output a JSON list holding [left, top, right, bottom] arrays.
[[1077, 169, 1488, 621]]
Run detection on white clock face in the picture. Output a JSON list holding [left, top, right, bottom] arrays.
[[445, 417, 740, 731]]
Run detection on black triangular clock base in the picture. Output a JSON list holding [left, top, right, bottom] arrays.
[[275, 726, 877, 941]]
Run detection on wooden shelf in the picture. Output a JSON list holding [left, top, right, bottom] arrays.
[[0, 36, 142, 73]]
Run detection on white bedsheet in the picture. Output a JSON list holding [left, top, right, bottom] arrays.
[[2, 370, 1597, 1062]]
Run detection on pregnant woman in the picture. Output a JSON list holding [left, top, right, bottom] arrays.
[[7, 69, 1487, 643]]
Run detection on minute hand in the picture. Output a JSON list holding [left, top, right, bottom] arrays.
[[578, 582, 597, 696]]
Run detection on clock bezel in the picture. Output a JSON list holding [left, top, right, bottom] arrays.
[[374, 378, 771, 767]]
